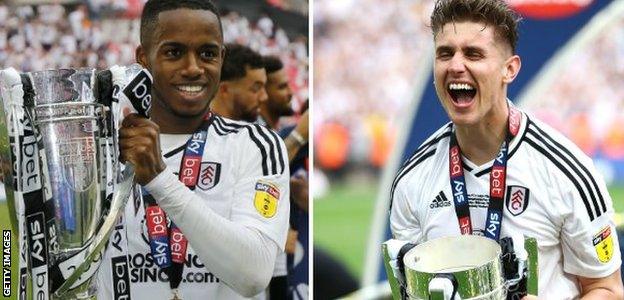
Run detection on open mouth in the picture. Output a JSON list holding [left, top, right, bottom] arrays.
[[447, 83, 476, 105]]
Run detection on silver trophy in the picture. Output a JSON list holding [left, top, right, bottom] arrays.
[[383, 235, 538, 299], [0, 65, 151, 299]]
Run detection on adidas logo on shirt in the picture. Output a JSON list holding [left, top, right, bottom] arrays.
[[430, 191, 451, 209]]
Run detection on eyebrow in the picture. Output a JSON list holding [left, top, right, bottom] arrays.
[[463, 45, 485, 53], [435, 45, 486, 54], [158, 41, 221, 49], [435, 45, 454, 55]]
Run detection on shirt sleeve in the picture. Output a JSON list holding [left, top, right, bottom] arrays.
[[389, 178, 423, 243], [558, 155, 621, 278], [231, 124, 291, 250]]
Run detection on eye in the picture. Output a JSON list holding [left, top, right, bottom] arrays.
[[465, 50, 483, 60], [200, 50, 218, 60], [436, 51, 452, 60], [164, 48, 182, 58]]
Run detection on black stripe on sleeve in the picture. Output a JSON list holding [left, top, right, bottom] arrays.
[[219, 118, 271, 176], [213, 116, 240, 135], [524, 136, 596, 220], [389, 148, 437, 211], [528, 122, 606, 214], [403, 123, 452, 166], [389, 129, 451, 207], [267, 129, 286, 175], [252, 124, 278, 175], [246, 126, 270, 176], [212, 118, 229, 136]]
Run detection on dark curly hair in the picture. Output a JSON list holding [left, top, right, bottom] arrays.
[[220, 43, 264, 81]]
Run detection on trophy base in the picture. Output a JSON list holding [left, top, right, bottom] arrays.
[[52, 276, 98, 300]]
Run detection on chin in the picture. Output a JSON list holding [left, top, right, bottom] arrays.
[[448, 112, 480, 127], [171, 106, 208, 119]]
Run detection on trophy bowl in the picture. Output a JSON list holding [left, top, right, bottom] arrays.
[[403, 235, 506, 300]]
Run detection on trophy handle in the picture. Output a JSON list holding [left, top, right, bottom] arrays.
[[52, 164, 135, 298], [428, 274, 460, 300]]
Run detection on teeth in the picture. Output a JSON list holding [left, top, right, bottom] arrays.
[[177, 85, 203, 93], [448, 83, 475, 91]]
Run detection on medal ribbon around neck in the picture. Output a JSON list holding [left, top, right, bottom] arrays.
[[448, 105, 521, 241], [143, 112, 214, 291]]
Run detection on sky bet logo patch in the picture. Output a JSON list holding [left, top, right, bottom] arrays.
[[593, 226, 613, 263], [254, 181, 280, 218]]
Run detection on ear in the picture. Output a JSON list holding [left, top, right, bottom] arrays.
[[136, 45, 148, 68], [502, 55, 521, 84], [220, 45, 226, 61], [218, 82, 229, 96]]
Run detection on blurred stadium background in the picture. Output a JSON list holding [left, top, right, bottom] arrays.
[[313, 0, 624, 298], [0, 0, 308, 298]]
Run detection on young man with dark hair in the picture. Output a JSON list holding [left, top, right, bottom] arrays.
[[260, 55, 295, 129], [389, 0, 623, 298], [96, 1, 290, 299], [210, 43, 268, 123]]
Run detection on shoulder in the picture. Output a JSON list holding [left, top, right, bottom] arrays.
[[389, 122, 452, 207], [522, 115, 597, 176], [521, 115, 608, 220], [211, 115, 287, 176]]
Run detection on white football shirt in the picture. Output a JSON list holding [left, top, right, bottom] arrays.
[[390, 109, 621, 299], [96, 115, 290, 299]]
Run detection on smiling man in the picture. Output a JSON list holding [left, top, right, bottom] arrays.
[[96, 1, 290, 299], [389, 0, 623, 298]]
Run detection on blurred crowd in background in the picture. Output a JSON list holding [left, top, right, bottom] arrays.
[[314, 0, 624, 192], [524, 18, 624, 166], [313, 0, 435, 197], [0, 0, 308, 112]]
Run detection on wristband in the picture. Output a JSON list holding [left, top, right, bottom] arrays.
[[290, 130, 307, 146]]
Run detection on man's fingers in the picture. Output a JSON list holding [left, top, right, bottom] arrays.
[[118, 126, 159, 140], [121, 113, 155, 128]]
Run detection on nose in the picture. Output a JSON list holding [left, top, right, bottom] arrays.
[[181, 54, 204, 78], [259, 87, 268, 104], [448, 53, 466, 74], [286, 86, 293, 99]]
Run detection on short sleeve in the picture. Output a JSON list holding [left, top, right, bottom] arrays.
[[390, 179, 422, 243], [559, 158, 621, 278], [230, 125, 290, 250]]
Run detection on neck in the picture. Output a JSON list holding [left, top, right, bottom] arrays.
[[209, 97, 234, 120], [151, 105, 206, 135], [455, 105, 509, 165], [259, 109, 278, 129]]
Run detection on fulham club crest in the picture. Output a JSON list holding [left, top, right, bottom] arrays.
[[505, 186, 530, 216], [197, 162, 221, 191]]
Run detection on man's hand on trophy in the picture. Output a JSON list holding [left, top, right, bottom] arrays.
[[119, 113, 167, 185]]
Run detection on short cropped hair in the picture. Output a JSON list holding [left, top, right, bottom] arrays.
[[263, 56, 284, 75], [221, 44, 264, 81], [430, 0, 521, 53], [140, 0, 222, 47]]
